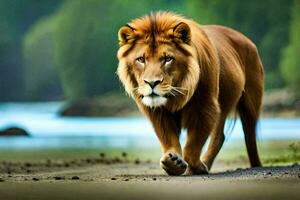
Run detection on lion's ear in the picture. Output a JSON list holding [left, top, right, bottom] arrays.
[[118, 24, 135, 46], [173, 22, 191, 43]]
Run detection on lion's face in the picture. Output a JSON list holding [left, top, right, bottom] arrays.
[[120, 42, 191, 108], [117, 13, 200, 111]]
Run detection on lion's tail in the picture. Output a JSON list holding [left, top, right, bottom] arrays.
[[237, 49, 264, 167]]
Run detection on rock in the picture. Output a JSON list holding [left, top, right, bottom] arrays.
[[134, 159, 140, 165], [0, 127, 30, 137], [24, 162, 32, 167], [267, 171, 272, 175], [54, 176, 64, 180], [59, 94, 138, 117], [71, 176, 80, 180], [64, 163, 70, 167]]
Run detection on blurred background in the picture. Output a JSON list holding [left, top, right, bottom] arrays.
[[0, 0, 299, 165]]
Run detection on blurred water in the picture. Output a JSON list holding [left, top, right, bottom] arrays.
[[0, 103, 299, 149]]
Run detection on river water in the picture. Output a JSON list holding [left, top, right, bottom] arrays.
[[0, 102, 299, 149]]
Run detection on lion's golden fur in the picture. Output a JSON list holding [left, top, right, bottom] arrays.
[[117, 12, 264, 175]]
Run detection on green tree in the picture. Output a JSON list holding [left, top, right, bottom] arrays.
[[52, 0, 186, 101], [188, 0, 293, 89], [280, 0, 300, 97], [23, 15, 63, 100], [21, 0, 295, 102], [0, 0, 62, 101]]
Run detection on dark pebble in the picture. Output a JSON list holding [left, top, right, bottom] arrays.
[[0, 178, 4, 182], [143, 178, 146, 181], [124, 178, 129, 181], [25, 163, 31, 167], [267, 171, 272, 175], [100, 153, 106, 158], [26, 169, 31, 173], [32, 177, 39, 181], [71, 176, 80, 180], [64, 163, 70, 167], [153, 178, 157, 181], [54, 176, 64, 180], [122, 152, 127, 158], [135, 159, 140, 164], [111, 177, 117, 180]]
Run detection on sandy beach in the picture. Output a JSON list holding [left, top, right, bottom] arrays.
[[0, 153, 299, 200]]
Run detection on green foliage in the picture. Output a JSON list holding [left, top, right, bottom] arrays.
[[23, 15, 62, 100], [0, 0, 62, 101], [52, 0, 186, 100], [188, 0, 292, 90], [263, 142, 300, 164], [19, 0, 298, 101], [280, 0, 300, 98]]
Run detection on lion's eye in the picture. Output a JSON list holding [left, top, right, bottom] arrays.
[[164, 56, 174, 64], [136, 57, 145, 64]]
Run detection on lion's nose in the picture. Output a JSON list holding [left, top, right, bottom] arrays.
[[144, 79, 162, 89]]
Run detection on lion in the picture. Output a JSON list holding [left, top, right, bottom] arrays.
[[117, 12, 264, 175]]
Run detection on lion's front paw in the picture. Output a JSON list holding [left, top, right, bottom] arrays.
[[160, 152, 187, 176], [185, 161, 208, 175]]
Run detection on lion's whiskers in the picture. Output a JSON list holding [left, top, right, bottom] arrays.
[[169, 86, 187, 96], [131, 85, 187, 97]]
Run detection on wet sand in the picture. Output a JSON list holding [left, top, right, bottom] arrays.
[[0, 155, 299, 200]]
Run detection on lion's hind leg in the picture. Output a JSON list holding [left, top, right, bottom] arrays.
[[237, 85, 262, 167], [238, 50, 263, 167]]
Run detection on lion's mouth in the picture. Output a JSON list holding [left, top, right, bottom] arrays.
[[140, 92, 160, 98], [141, 93, 167, 108], [149, 92, 160, 97]]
